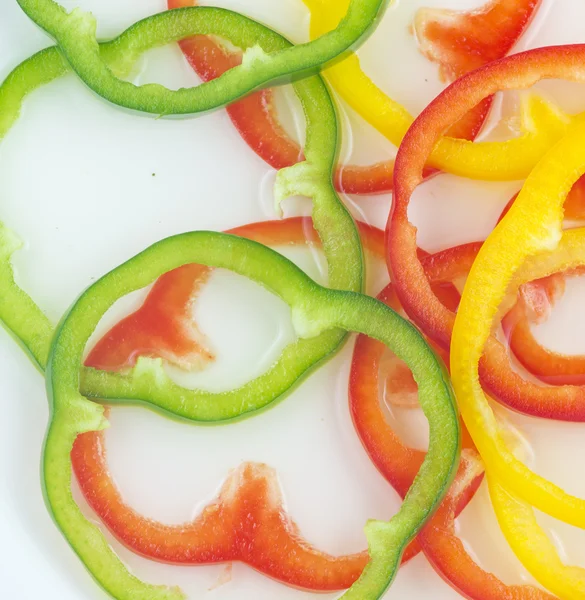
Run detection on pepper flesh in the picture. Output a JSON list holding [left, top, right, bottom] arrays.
[[304, 0, 574, 180], [502, 270, 585, 386], [72, 217, 426, 592], [15, 0, 389, 115], [172, 0, 545, 194], [43, 230, 459, 600], [0, 7, 365, 424], [170, 0, 494, 194], [387, 46, 585, 423], [386, 42, 585, 597], [349, 286, 554, 600]]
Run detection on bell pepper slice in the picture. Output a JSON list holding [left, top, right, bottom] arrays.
[[168, 0, 396, 195], [387, 45, 585, 423], [502, 269, 585, 386], [304, 0, 572, 181], [172, 0, 541, 194], [415, 0, 540, 80], [0, 8, 367, 423], [420, 241, 585, 422], [42, 230, 459, 600], [73, 429, 373, 590], [500, 183, 585, 386], [349, 288, 555, 600], [15, 0, 388, 115], [71, 217, 426, 592], [452, 119, 585, 519]]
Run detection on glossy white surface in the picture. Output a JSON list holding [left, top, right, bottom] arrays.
[[2, 0, 585, 598]]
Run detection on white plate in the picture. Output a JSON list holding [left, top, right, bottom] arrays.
[[2, 0, 585, 598]]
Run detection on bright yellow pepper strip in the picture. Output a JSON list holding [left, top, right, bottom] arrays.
[[452, 118, 585, 524], [490, 477, 585, 599], [303, 0, 572, 180], [450, 119, 585, 597], [489, 226, 585, 598]]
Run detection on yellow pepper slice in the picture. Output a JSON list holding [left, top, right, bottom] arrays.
[[451, 118, 585, 599], [490, 477, 585, 599], [303, 0, 572, 180], [452, 119, 585, 524]]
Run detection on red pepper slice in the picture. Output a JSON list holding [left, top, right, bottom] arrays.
[[415, 0, 541, 143], [387, 45, 585, 422], [415, 0, 541, 80], [73, 217, 422, 592], [169, 0, 538, 194], [350, 284, 555, 600]]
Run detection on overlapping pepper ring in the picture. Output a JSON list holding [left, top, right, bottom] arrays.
[[386, 39, 585, 597], [45, 230, 459, 600], [302, 0, 571, 181], [388, 45, 585, 422], [0, 6, 365, 424]]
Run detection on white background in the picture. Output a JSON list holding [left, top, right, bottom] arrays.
[[2, 0, 585, 598]]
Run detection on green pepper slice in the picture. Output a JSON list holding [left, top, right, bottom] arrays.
[[44, 230, 459, 600], [0, 6, 362, 421], [14, 2, 389, 115]]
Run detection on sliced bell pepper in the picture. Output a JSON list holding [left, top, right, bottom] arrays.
[[387, 45, 585, 423], [171, 0, 541, 194], [349, 285, 555, 600], [15, 0, 388, 115], [304, 0, 572, 181], [502, 269, 585, 386], [42, 230, 459, 600], [73, 429, 373, 591], [72, 217, 425, 592], [500, 185, 585, 386], [386, 41, 585, 597], [0, 8, 366, 424], [415, 0, 540, 81], [168, 0, 397, 195]]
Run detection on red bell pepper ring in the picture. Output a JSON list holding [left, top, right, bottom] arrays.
[[349, 284, 555, 600], [387, 44, 585, 422], [170, 0, 538, 195], [73, 217, 422, 592]]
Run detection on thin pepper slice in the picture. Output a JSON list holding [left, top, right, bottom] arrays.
[[387, 45, 585, 423], [415, 0, 540, 80], [72, 217, 425, 591], [43, 231, 459, 600], [173, 0, 544, 193], [169, 0, 396, 195], [0, 7, 365, 423], [349, 285, 554, 600], [499, 194, 585, 385], [15, 0, 388, 115], [73, 434, 375, 591], [389, 47, 585, 516], [304, 0, 571, 180], [502, 270, 585, 386], [451, 118, 585, 523]]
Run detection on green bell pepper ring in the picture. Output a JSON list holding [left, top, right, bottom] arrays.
[[15, 2, 389, 115], [0, 7, 362, 422], [44, 230, 459, 600]]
